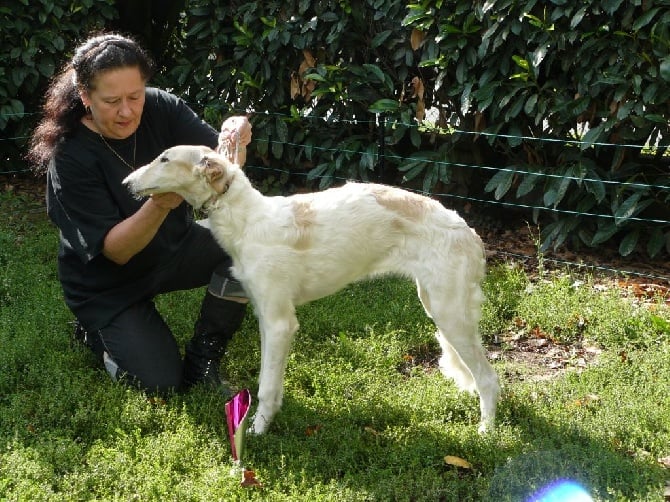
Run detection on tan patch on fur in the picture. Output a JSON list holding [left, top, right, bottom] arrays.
[[291, 200, 315, 250], [203, 157, 232, 194], [370, 186, 431, 220], [391, 218, 408, 233]]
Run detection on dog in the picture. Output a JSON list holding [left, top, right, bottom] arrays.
[[123, 145, 500, 434]]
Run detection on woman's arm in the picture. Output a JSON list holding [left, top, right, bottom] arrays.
[[102, 192, 183, 265]]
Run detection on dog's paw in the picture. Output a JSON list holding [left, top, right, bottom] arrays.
[[477, 419, 495, 435], [248, 413, 268, 435]]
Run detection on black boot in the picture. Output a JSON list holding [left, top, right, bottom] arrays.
[[182, 292, 247, 394]]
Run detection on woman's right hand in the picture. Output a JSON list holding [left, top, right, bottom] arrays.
[[150, 192, 184, 210]]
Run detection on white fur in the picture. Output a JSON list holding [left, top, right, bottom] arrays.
[[124, 145, 500, 434]]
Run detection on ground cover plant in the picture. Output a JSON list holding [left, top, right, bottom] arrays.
[[0, 192, 669, 501]]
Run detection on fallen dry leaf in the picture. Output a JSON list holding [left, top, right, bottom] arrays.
[[573, 394, 600, 407], [444, 455, 472, 469], [305, 424, 322, 436], [240, 469, 262, 488]]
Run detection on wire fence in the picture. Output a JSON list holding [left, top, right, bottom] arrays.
[[2, 108, 669, 282]]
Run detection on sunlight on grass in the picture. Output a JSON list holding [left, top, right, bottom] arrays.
[[1, 199, 668, 501]]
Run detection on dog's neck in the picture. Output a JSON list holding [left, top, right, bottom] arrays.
[[201, 174, 236, 213], [201, 171, 265, 218], [202, 191, 227, 213], [202, 175, 268, 263]]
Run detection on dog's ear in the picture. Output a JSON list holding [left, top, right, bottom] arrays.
[[200, 155, 233, 194]]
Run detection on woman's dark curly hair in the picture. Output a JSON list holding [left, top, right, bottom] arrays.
[[27, 33, 154, 172]]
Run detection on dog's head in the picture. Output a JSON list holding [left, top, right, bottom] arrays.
[[123, 145, 237, 209]]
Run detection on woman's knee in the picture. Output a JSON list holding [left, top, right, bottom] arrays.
[[95, 303, 185, 393], [98, 342, 184, 394]]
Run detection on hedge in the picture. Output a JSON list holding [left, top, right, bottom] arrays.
[[162, 0, 669, 257], [0, 0, 117, 168], [2, 0, 668, 257]]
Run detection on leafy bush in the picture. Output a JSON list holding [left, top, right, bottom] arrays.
[[163, 0, 669, 257], [159, 0, 414, 187], [400, 0, 670, 257], [0, 0, 117, 171], [4, 1, 669, 257]]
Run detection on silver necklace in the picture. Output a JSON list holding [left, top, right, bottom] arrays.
[[99, 132, 137, 170]]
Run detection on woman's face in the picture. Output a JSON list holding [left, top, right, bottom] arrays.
[[80, 66, 146, 139]]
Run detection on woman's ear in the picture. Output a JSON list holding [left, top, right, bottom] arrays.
[[79, 88, 90, 108]]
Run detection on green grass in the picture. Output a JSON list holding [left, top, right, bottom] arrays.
[[1, 194, 669, 501]]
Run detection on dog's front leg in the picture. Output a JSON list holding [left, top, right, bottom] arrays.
[[249, 301, 300, 434]]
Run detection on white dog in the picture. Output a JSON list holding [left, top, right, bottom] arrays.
[[123, 145, 500, 434]]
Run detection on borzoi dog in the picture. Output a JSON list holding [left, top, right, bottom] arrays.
[[123, 145, 500, 434]]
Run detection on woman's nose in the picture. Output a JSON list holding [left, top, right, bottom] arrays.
[[118, 99, 132, 116]]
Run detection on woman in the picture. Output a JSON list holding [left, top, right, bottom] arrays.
[[28, 32, 251, 396]]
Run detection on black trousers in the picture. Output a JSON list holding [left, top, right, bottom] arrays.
[[85, 221, 244, 394]]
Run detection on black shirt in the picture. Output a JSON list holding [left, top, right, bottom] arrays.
[[47, 87, 218, 330]]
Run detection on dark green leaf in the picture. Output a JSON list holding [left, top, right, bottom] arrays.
[[618, 230, 639, 256], [368, 99, 399, 113], [484, 169, 515, 200], [371, 30, 393, 48], [602, 0, 625, 15], [614, 192, 642, 225], [647, 228, 667, 258], [516, 173, 540, 197], [632, 7, 660, 31], [401, 162, 426, 182], [275, 117, 289, 143], [580, 124, 605, 150], [524, 93, 538, 115], [660, 58, 670, 83], [320, 12, 339, 22], [591, 222, 619, 245], [362, 64, 386, 83]]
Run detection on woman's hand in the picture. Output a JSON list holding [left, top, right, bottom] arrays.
[[220, 115, 252, 146], [150, 192, 184, 210], [218, 115, 252, 166]]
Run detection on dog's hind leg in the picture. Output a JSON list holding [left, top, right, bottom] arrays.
[[250, 299, 300, 434], [438, 333, 499, 433], [416, 277, 499, 433], [417, 279, 476, 391]]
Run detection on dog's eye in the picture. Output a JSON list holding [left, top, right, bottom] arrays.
[[160, 156, 169, 163]]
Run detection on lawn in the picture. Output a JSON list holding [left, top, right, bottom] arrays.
[[1, 192, 668, 501]]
